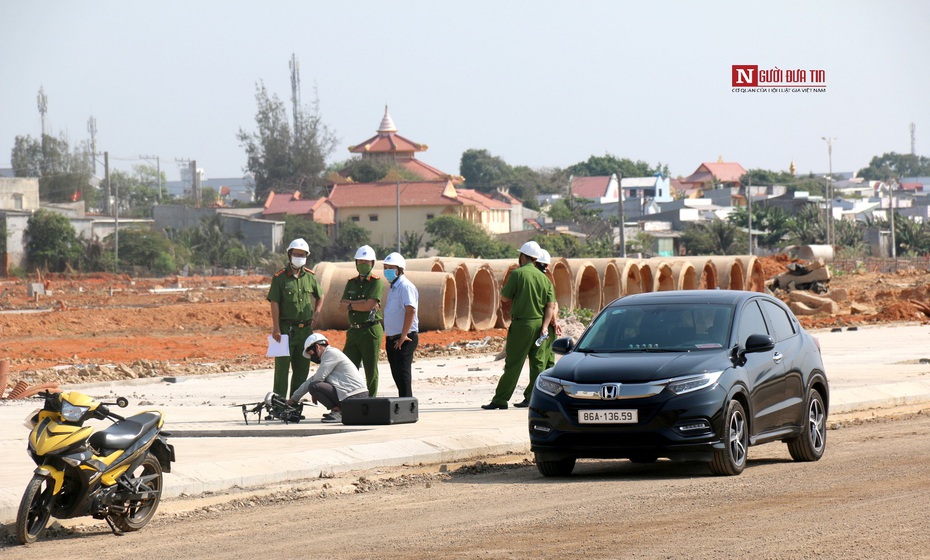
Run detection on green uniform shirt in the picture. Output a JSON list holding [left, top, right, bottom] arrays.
[[501, 261, 555, 320], [266, 266, 322, 326], [342, 274, 384, 325]]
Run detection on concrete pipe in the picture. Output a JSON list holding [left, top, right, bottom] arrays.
[[549, 257, 575, 311], [438, 259, 499, 331], [484, 259, 519, 328], [648, 260, 676, 291], [613, 259, 643, 296], [638, 260, 654, 293], [735, 255, 765, 292], [675, 257, 718, 289], [403, 257, 445, 272], [564, 259, 603, 312], [795, 244, 834, 263], [586, 258, 622, 307], [665, 260, 698, 290], [709, 257, 746, 291], [313, 262, 456, 331]]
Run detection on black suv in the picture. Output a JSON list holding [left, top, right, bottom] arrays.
[[529, 290, 828, 476]]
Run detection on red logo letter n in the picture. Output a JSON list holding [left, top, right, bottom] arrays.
[[732, 65, 758, 87]]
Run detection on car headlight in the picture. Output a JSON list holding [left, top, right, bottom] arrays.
[[535, 375, 565, 397], [666, 371, 723, 395], [60, 401, 90, 422]]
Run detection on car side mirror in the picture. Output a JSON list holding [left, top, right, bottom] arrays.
[[734, 333, 775, 366], [552, 337, 574, 355], [744, 334, 775, 354]]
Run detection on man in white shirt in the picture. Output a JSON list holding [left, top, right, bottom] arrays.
[[381, 252, 419, 398], [287, 333, 368, 423]]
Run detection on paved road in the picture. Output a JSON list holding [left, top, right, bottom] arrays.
[[1, 323, 929, 526]]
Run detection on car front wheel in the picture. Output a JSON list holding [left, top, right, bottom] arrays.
[[787, 388, 827, 462], [709, 400, 748, 476]]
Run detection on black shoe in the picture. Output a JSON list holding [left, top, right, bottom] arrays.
[[481, 402, 508, 410], [513, 399, 529, 408]]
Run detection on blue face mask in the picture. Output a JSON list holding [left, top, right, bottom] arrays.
[[384, 269, 398, 282]]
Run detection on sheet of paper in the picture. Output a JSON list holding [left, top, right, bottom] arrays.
[[266, 334, 290, 357]]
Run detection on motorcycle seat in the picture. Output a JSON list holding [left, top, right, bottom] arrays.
[[90, 412, 162, 451]]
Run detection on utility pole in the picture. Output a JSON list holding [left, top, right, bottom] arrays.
[[821, 137, 835, 247], [104, 151, 111, 215], [191, 160, 200, 207], [617, 172, 626, 258], [395, 181, 401, 252], [747, 175, 753, 255], [888, 179, 897, 262]]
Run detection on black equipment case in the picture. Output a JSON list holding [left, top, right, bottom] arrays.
[[341, 397, 418, 425]]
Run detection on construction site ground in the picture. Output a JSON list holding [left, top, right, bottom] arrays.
[[1, 254, 929, 389]]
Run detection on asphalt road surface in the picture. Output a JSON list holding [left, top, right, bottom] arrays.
[[3, 410, 930, 559]]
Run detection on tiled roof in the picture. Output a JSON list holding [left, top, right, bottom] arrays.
[[328, 181, 458, 208], [456, 188, 512, 210], [262, 191, 321, 216], [571, 176, 612, 199], [700, 162, 747, 183]]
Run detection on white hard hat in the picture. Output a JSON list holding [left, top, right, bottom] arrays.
[[354, 245, 376, 261], [287, 238, 310, 253], [519, 240, 542, 259], [537, 249, 551, 265], [383, 252, 406, 269], [303, 333, 329, 357]]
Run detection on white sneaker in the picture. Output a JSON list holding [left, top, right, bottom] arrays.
[[321, 410, 342, 423]]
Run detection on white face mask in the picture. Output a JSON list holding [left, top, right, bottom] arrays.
[[290, 256, 307, 268]]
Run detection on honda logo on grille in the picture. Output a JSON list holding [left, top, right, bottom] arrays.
[[600, 383, 621, 400]]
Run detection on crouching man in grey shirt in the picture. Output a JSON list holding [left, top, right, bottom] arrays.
[[288, 333, 368, 423]]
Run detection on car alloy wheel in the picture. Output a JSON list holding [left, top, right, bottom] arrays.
[[710, 400, 748, 476]]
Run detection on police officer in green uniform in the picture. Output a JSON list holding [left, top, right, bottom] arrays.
[[483, 241, 556, 410], [535, 249, 562, 371], [267, 238, 324, 398], [339, 245, 384, 397]]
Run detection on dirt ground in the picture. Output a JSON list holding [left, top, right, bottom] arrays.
[[1, 255, 929, 392], [2, 408, 929, 557]]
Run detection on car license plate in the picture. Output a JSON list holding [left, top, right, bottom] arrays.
[[578, 409, 638, 424]]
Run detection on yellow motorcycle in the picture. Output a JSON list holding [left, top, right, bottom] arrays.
[[16, 390, 175, 544]]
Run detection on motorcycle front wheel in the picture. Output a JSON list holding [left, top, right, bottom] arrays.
[[110, 452, 163, 532], [16, 474, 55, 544]]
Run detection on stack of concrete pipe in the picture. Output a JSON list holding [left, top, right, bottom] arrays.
[[312, 254, 764, 332]]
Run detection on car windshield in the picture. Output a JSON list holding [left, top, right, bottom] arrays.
[[575, 303, 734, 352]]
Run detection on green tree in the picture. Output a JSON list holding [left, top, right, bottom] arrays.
[[893, 215, 930, 256], [460, 149, 510, 191], [727, 205, 791, 249], [283, 215, 330, 263], [425, 215, 514, 259], [238, 81, 337, 203], [25, 209, 83, 271], [327, 220, 371, 262], [116, 228, 178, 275], [566, 154, 668, 179], [858, 152, 930, 181], [679, 219, 745, 256], [786, 204, 827, 245], [12, 134, 94, 204]]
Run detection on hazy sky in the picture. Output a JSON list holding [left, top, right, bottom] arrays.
[[2, 1, 928, 183]]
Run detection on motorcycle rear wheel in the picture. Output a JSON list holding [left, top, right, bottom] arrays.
[[110, 452, 163, 532], [16, 474, 55, 544]]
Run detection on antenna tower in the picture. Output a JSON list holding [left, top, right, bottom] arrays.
[[37, 86, 48, 138], [911, 122, 916, 156], [87, 116, 98, 174], [290, 53, 301, 141]]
